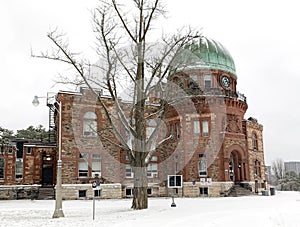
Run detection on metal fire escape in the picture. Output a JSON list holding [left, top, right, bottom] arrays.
[[47, 93, 57, 144]]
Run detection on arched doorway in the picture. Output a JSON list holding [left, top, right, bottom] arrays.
[[228, 150, 244, 183]]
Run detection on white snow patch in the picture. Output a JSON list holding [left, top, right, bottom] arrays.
[[0, 191, 300, 227]]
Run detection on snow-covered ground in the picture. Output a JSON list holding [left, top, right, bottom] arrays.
[[1, 191, 300, 227]]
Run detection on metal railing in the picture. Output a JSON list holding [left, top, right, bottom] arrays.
[[182, 87, 247, 103]]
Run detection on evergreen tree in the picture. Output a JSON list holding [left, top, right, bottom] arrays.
[[16, 125, 49, 142]]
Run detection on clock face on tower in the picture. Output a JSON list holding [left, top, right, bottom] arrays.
[[221, 75, 230, 88]]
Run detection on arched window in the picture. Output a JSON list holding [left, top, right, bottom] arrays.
[[83, 112, 97, 137], [252, 133, 258, 150]]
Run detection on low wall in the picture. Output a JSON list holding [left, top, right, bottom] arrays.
[[0, 184, 122, 200], [183, 181, 234, 197], [61, 183, 122, 200], [0, 185, 40, 200]]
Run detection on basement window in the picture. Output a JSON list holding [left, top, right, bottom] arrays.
[[79, 190, 86, 198], [199, 187, 208, 196], [126, 188, 133, 197]]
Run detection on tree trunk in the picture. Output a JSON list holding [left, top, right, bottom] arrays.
[[131, 38, 148, 210], [131, 164, 148, 209]]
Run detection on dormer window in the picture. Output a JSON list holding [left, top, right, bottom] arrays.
[[83, 112, 97, 137], [204, 74, 211, 89]]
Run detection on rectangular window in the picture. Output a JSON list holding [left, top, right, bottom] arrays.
[[78, 161, 88, 177], [79, 153, 88, 159], [253, 141, 257, 150], [92, 161, 101, 178], [26, 147, 32, 155], [15, 158, 23, 179], [125, 164, 134, 178], [79, 153, 89, 177], [147, 163, 158, 178], [94, 189, 101, 197], [194, 120, 200, 137], [200, 187, 208, 195], [253, 134, 258, 150], [79, 190, 87, 198], [125, 188, 133, 197], [198, 153, 206, 158], [198, 160, 207, 176], [92, 153, 101, 159], [202, 120, 209, 137], [204, 74, 211, 89], [168, 175, 182, 188], [16, 144, 23, 159], [0, 158, 4, 179]]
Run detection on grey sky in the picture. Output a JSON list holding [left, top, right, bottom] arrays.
[[1, 0, 299, 164]]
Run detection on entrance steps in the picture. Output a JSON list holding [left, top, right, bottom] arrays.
[[37, 187, 55, 200], [226, 183, 254, 197]]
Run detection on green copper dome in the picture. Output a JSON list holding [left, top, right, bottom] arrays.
[[172, 36, 236, 76]]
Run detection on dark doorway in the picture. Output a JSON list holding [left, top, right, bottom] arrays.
[[229, 150, 244, 183], [42, 155, 54, 186], [255, 180, 259, 193]]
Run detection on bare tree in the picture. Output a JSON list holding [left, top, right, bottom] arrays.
[[33, 0, 200, 209], [271, 159, 285, 189]]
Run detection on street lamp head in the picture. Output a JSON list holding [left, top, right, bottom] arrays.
[[32, 96, 40, 107]]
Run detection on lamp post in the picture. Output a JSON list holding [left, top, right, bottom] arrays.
[[32, 95, 64, 218], [171, 154, 178, 207]]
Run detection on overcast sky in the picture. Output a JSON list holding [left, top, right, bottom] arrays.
[[1, 0, 299, 164]]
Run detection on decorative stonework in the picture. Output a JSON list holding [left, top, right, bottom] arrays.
[[225, 114, 242, 133]]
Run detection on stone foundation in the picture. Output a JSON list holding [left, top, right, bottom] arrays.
[[61, 183, 122, 200], [1, 181, 267, 200], [182, 182, 234, 197], [0, 185, 40, 200]]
